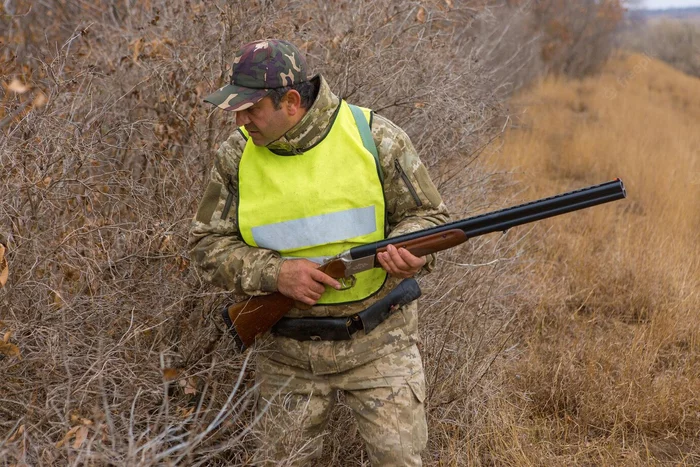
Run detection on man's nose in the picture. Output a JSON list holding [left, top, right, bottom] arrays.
[[235, 111, 249, 127]]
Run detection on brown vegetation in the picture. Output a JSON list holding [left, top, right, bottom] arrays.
[[0, 1, 537, 464], [485, 52, 700, 465], [532, 0, 624, 76], [3, 0, 691, 465]]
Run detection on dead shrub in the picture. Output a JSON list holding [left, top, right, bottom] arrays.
[[1, 0, 544, 464]]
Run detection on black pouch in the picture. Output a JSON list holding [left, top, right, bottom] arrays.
[[356, 278, 421, 334], [271, 315, 355, 341], [271, 278, 422, 341]]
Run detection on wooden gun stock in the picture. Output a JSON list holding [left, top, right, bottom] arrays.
[[223, 293, 294, 350]]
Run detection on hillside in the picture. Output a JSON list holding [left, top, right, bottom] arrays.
[[483, 52, 700, 465], [634, 6, 700, 19]]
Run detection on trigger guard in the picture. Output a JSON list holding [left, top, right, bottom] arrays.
[[337, 275, 357, 290]]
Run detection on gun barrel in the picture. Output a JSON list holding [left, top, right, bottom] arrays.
[[350, 179, 626, 259]]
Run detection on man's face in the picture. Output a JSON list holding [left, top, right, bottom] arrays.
[[235, 96, 291, 147]]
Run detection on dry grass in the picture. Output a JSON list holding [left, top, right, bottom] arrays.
[[480, 52, 700, 465]]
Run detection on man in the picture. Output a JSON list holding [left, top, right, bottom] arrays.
[[189, 39, 448, 466]]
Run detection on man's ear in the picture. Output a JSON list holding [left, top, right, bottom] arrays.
[[283, 90, 303, 116]]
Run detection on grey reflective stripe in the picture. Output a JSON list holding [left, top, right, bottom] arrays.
[[252, 206, 377, 251]]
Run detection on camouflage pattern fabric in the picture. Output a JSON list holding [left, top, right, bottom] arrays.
[[204, 39, 313, 112], [254, 344, 427, 466]]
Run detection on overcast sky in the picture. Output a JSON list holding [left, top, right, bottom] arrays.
[[641, 0, 700, 8]]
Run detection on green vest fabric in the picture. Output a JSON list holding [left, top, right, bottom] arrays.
[[237, 101, 387, 304]]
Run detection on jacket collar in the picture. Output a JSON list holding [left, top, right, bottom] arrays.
[[266, 75, 341, 155]]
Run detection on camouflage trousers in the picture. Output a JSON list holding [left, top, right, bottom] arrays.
[[254, 343, 427, 466]]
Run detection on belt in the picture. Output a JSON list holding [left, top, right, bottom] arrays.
[[271, 278, 422, 341]]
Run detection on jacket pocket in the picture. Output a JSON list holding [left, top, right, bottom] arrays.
[[220, 177, 235, 220], [394, 159, 423, 207]]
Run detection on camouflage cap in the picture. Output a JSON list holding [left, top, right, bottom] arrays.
[[204, 39, 311, 112]]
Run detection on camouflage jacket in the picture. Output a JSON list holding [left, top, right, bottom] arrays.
[[189, 76, 449, 374]]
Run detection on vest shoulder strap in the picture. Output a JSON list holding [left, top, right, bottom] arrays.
[[348, 103, 383, 184]]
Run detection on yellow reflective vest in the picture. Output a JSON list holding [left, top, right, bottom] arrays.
[[237, 102, 387, 304]]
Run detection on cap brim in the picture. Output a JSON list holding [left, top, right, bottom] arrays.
[[203, 84, 270, 112]]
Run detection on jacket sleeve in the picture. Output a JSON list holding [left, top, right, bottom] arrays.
[[188, 133, 284, 295], [372, 114, 450, 273]]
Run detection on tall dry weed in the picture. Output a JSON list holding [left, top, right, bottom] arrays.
[[486, 52, 700, 465]]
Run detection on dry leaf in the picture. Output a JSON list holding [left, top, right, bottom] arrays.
[[69, 413, 93, 425], [0, 244, 8, 288], [184, 378, 198, 395], [33, 92, 47, 108], [3, 331, 11, 343], [52, 291, 64, 309], [56, 425, 80, 448], [0, 341, 20, 359], [7, 79, 30, 94], [72, 426, 89, 449], [414, 102, 426, 108], [37, 176, 52, 189], [176, 256, 190, 273], [179, 377, 198, 395], [162, 367, 181, 381], [130, 38, 144, 63], [416, 7, 426, 23], [445, 0, 453, 8], [8, 424, 24, 442], [159, 235, 173, 253]]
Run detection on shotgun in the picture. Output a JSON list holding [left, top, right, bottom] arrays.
[[222, 178, 627, 350]]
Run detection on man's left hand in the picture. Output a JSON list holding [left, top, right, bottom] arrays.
[[376, 244, 426, 278]]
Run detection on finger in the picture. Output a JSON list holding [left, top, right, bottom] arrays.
[[397, 247, 426, 269], [378, 251, 405, 277], [308, 280, 326, 295], [378, 250, 398, 274], [310, 269, 342, 290], [385, 245, 412, 271], [309, 290, 322, 301], [299, 295, 317, 306], [377, 251, 392, 273]]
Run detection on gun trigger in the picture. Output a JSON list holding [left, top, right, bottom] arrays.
[[338, 275, 357, 290]]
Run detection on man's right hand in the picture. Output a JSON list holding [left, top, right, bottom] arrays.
[[277, 259, 342, 306]]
